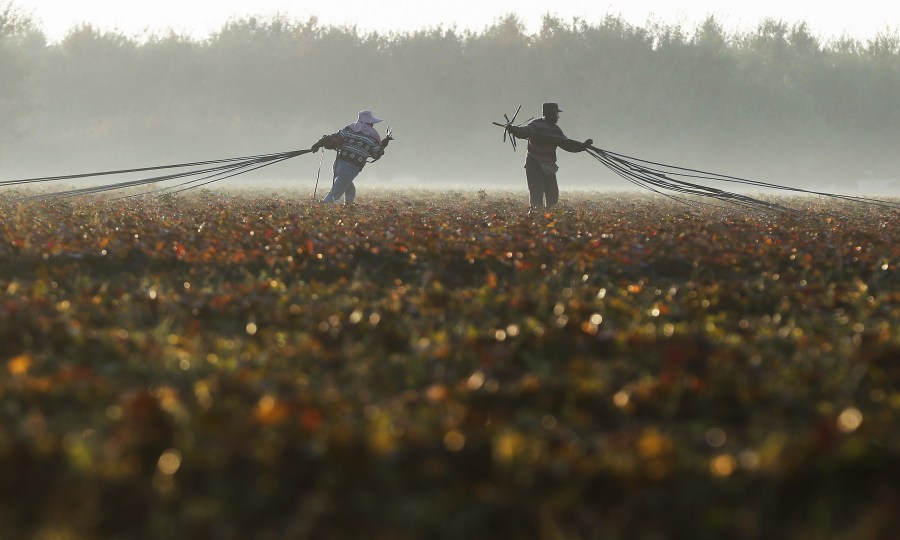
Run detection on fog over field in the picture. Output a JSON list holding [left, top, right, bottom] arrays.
[[3, 3, 900, 196]]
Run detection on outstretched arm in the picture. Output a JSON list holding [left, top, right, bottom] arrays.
[[310, 132, 341, 151], [510, 127, 592, 153], [559, 137, 593, 153]]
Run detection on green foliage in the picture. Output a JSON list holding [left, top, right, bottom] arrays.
[[0, 191, 898, 538]]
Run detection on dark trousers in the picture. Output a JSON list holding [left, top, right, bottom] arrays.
[[525, 160, 559, 207]]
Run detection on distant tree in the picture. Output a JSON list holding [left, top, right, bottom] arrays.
[[45, 26, 140, 123], [7, 9, 900, 185], [0, 1, 38, 156]]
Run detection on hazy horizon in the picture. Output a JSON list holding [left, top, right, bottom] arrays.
[[3, 5, 900, 197]]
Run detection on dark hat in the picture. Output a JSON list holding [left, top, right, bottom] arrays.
[[542, 102, 562, 115]]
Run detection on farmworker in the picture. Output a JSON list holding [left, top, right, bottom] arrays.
[[507, 102, 592, 208], [311, 110, 392, 205]]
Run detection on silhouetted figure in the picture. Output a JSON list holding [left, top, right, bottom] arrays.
[[508, 102, 592, 208], [312, 110, 392, 205]]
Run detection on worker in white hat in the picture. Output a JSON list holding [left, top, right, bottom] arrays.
[[311, 110, 392, 205]]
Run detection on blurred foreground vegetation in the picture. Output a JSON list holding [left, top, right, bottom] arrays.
[[1, 190, 898, 539]]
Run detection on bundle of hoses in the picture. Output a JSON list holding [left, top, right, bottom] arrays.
[[0, 148, 314, 201], [586, 146, 900, 211]]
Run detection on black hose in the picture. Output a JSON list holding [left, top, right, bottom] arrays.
[[5, 148, 314, 200]]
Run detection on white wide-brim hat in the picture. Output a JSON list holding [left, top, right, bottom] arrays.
[[357, 110, 383, 124]]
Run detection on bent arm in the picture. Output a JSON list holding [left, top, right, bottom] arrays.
[[369, 145, 385, 161], [370, 131, 393, 161], [507, 124, 535, 140]]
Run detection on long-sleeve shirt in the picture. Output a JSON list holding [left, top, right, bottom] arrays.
[[318, 125, 386, 169], [509, 118, 585, 164]]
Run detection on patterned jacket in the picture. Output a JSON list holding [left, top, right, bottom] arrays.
[[316, 126, 385, 169]]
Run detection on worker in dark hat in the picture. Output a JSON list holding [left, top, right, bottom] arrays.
[[507, 102, 592, 208], [311, 110, 392, 205]]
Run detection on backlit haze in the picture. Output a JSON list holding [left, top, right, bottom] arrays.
[[13, 0, 900, 43], [6, 0, 900, 193]]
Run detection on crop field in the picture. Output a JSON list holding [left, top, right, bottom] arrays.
[[1, 189, 899, 539]]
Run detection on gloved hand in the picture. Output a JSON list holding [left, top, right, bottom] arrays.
[[583, 138, 593, 148], [311, 134, 333, 152]]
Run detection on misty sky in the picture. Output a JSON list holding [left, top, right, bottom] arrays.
[[11, 0, 900, 43]]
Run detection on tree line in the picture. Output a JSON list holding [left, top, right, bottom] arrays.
[[2, 2, 900, 190]]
